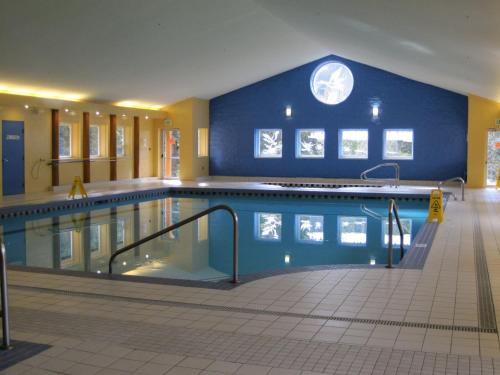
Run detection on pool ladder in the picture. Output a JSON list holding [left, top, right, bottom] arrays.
[[438, 177, 465, 201], [108, 205, 239, 283], [361, 201, 405, 268], [1, 241, 11, 349], [360, 163, 400, 187]]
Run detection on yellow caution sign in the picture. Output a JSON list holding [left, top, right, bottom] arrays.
[[428, 189, 444, 223], [496, 167, 500, 190], [68, 176, 88, 199]]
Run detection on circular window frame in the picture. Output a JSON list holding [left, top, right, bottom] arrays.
[[310, 61, 354, 105]]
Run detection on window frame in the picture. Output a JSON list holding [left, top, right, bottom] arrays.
[[338, 129, 369, 159], [383, 129, 414, 160], [59, 123, 72, 158], [295, 129, 325, 159], [116, 126, 125, 157], [254, 129, 283, 159], [89, 124, 101, 158]]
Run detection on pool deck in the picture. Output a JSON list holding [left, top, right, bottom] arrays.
[[2, 180, 500, 375]]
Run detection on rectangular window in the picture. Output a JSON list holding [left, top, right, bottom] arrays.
[[339, 129, 368, 159], [90, 225, 100, 253], [295, 214, 324, 243], [338, 216, 367, 246], [296, 129, 325, 158], [89, 125, 100, 157], [59, 123, 71, 158], [255, 129, 282, 158], [383, 129, 413, 160], [116, 127, 125, 157], [382, 218, 412, 246], [255, 212, 282, 241], [59, 231, 72, 260], [197, 128, 209, 157]]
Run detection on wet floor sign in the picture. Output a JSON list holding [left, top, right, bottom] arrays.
[[68, 176, 88, 199], [428, 189, 444, 223]]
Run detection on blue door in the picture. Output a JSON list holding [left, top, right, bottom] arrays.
[[2, 120, 25, 195]]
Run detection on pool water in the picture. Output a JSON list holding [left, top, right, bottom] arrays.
[[2, 194, 428, 281]]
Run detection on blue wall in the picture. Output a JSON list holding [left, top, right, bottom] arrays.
[[209, 55, 468, 180]]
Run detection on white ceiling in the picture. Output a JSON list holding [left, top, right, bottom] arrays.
[[0, 0, 498, 106]]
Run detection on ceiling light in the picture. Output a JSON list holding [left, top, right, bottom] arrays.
[[115, 100, 163, 111], [122, 261, 127, 266], [121, 114, 126, 117], [145, 115, 149, 120], [95, 111, 100, 116], [24, 104, 29, 109], [0, 83, 86, 101], [64, 108, 69, 113]]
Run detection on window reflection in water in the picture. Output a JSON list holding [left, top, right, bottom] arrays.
[[296, 215, 324, 243], [338, 216, 367, 246], [382, 218, 412, 246], [59, 231, 72, 260], [255, 213, 282, 241], [116, 218, 125, 247], [90, 225, 100, 253], [161, 198, 180, 240]]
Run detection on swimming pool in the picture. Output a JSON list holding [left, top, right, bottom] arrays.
[[2, 193, 429, 282]]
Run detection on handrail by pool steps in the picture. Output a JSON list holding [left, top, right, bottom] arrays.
[[386, 199, 405, 269], [360, 163, 400, 187], [108, 205, 239, 283], [1, 241, 11, 349], [438, 177, 465, 201]]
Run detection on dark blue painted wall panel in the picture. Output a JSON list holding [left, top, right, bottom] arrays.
[[209, 55, 468, 180]]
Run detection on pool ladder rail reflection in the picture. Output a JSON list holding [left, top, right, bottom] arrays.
[[0, 241, 11, 350], [108, 205, 239, 283], [360, 163, 400, 187], [438, 177, 465, 201]]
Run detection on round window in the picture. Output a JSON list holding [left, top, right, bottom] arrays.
[[310, 62, 354, 105]]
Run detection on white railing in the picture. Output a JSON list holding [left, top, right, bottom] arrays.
[[360, 163, 400, 187]]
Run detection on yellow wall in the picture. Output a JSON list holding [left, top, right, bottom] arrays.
[[0, 94, 163, 194], [158, 98, 209, 180], [467, 95, 500, 188]]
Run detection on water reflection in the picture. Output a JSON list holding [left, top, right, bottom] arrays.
[[2, 196, 427, 281]]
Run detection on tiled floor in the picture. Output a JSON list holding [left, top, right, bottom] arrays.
[[1, 184, 500, 374]]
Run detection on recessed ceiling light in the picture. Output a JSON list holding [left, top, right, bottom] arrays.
[[64, 108, 69, 113], [145, 115, 149, 120], [24, 104, 29, 109], [95, 111, 100, 116], [121, 114, 126, 117]]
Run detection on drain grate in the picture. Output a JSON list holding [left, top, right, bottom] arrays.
[[473, 214, 497, 331], [11, 284, 497, 333]]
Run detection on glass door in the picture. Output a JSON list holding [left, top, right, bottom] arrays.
[[160, 129, 180, 179], [486, 129, 500, 186]]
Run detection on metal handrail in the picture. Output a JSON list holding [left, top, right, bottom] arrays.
[[438, 177, 465, 201], [1, 241, 11, 349], [360, 163, 400, 187], [386, 199, 404, 269], [108, 205, 239, 283]]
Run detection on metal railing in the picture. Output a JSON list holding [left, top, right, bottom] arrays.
[[360, 204, 384, 220], [386, 199, 404, 269], [108, 205, 239, 283], [1, 241, 11, 350], [360, 163, 400, 187], [438, 177, 465, 201]]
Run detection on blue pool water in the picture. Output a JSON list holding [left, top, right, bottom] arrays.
[[2, 194, 428, 281]]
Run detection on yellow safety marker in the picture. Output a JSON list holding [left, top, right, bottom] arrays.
[[496, 167, 500, 190], [68, 176, 88, 199], [428, 189, 444, 223]]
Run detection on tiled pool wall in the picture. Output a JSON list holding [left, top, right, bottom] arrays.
[[0, 185, 431, 219]]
